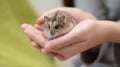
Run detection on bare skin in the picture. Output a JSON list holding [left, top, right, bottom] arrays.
[[21, 7, 120, 61]]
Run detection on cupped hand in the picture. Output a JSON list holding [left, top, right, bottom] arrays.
[[21, 7, 103, 60], [42, 19, 105, 60]]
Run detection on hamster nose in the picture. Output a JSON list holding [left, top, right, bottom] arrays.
[[51, 31, 55, 35]]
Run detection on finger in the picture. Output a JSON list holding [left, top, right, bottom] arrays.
[[32, 41, 56, 57], [31, 41, 42, 49], [55, 39, 97, 60], [30, 36, 59, 58], [21, 23, 37, 43], [22, 26, 43, 49], [55, 54, 66, 61], [44, 34, 75, 52], [34, 24, 43, 31], [36, 16, 44, 25], [22, 23, 43, 35], [21, 23, 28, 30], [22, 24, 42, 48], [31, 40, 56, 57], [41, 48, 57, 57], [45, 53, 55, 57], [44, 19, 92, 52], [54, 42, 90, 60], [22, 24, 47, 47], [44, 26, 84, 52], [44, 42, 85, 61]]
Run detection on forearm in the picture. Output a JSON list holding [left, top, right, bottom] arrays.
[[99, 20, 120, 43]]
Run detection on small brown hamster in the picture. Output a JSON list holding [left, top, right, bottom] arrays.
[[43, 11, 76, 40]]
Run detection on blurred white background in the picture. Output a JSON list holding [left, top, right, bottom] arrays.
[[30, 0, 63, 14]]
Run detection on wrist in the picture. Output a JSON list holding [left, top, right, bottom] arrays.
[[98, 20, 120, 43], [92, 20, 108, 43]]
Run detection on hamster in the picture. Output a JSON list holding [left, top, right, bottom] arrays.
[[43, 11, 76, 40]]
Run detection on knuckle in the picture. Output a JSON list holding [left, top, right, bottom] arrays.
[[50, 46, 56, 51], [48, 41, 57, 50]]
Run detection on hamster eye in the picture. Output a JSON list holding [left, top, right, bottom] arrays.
[[48, 25, 50, 29], [54, 25, 60, 29]]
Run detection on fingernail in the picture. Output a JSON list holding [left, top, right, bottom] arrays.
[[36, 17, 44, 24], [21, 23, 28, 29]]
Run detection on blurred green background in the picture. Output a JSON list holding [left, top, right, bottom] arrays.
[[0, 0, 56, 67]]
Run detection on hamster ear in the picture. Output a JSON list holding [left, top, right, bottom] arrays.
[[44, 16, 50, 21], [58, 15, 65, 22]]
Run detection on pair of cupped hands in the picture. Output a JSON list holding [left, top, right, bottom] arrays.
[[21, 7, 106, 61]]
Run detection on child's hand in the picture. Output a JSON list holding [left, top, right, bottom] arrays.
[[42, 19, 106, 60], [21, 7, 106, 60]]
